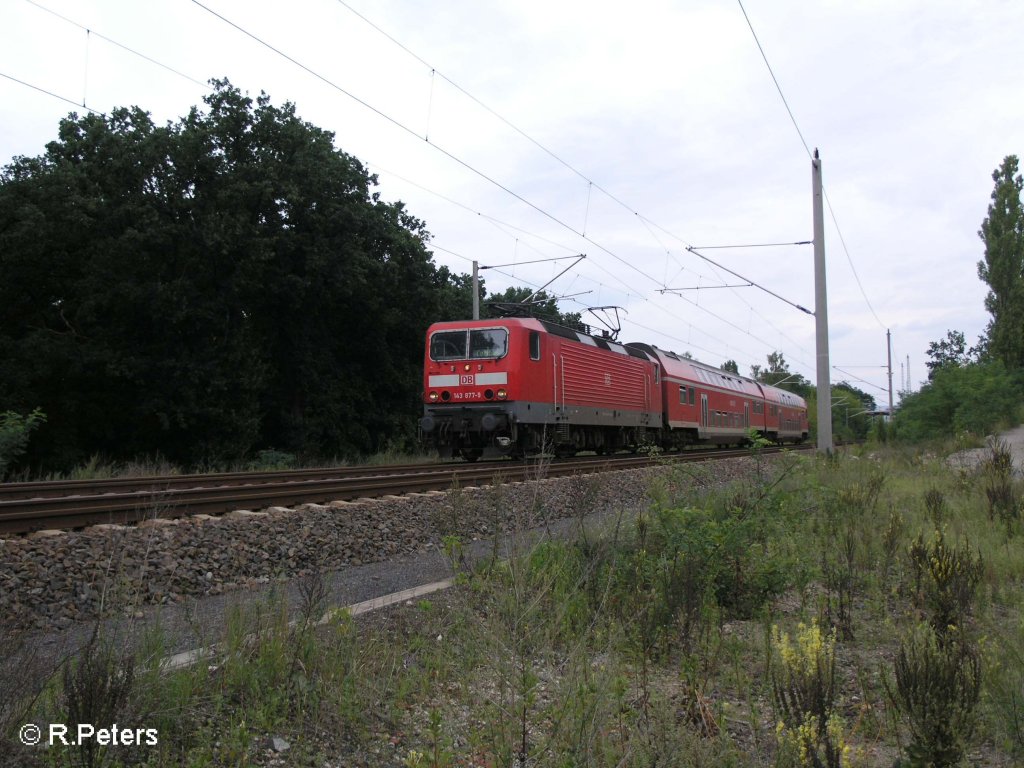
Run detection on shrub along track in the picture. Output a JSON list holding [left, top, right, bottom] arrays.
[[0, 445, 806, 534]]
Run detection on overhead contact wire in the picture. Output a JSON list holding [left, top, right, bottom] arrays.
[[191, 0, 661, 289], [736, 0, 886, 331]]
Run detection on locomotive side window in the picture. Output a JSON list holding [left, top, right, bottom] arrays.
[[689, 388, 695, 406], [470, 329, 508, 359], [529, 331, 541, 361], [679, 385, 687, 404], [430, 331, 468, 360]]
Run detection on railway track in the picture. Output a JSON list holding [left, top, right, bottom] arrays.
[[0, 445, 808, 535]]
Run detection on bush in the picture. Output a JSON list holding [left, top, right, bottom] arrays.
[[887, 624, 981, 768], [907, 528, 983, 634], [771, 621, 846, 768], [0, 407, 46, 479], [891, 362, 1024, 441]]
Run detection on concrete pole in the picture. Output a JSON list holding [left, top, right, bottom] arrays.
[[472, 260, 479, 320], [812, 150, 833, 454], [887, 329, 894, 420]]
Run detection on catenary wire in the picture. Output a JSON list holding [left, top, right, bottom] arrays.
[[832, 366, 889, 394], [736, 0, 887, 331], [190, 0, 662, 290], [332, 0, 818, 318], [0, 71, 99, 113], [23, 0, 209, 89]]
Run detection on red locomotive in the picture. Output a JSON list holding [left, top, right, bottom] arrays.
[[420, 317, 808, 460]]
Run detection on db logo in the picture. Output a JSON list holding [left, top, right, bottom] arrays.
[[604, 373, 612, 386], [460, 374, 475, 385]]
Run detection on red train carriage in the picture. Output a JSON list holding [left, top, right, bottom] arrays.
[[628, 344, 771, 446], [759, 384, 809, 443], [420, 318, 662, 460]]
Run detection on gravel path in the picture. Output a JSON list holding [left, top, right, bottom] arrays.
[[947, 424, 1024, 475]]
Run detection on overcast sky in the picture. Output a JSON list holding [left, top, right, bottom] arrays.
[[3, 0, 1022, 405]]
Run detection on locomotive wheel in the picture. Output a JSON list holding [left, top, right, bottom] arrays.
[[460, 449, 482, 463]]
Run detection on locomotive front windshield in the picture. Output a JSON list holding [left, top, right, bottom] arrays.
[[430, 328, 508, 361]]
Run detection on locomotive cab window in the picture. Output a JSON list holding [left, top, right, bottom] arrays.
[[529, 331, 541, 361], [430, 331, 467, 360], [430, 328, 509, 361], [679, 385, 687, 404], [469, 328, 508, 358]]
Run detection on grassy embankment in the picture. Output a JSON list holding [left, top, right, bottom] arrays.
[[2, 439, 1023, 767]]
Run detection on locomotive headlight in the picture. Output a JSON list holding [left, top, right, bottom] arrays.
[[497, 388, 508, 400], [464, 363, 471, 372], [428, 391, 439, 402]]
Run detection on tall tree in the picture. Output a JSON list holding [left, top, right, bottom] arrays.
[[977, 155, 1024, 370], [750, 351, 810, 393], [925, 330, 972, 379], [0, 80, 459, 470], [720, 359, 739, 374]]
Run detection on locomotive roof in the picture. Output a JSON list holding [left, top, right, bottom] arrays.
[[627, 343, 761, 396], [426, 318, 657, 362]]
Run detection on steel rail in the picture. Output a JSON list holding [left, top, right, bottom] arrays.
[[0, 460, 485, 501], [0, 445, 808, 535], [0, 452, 651, 501]]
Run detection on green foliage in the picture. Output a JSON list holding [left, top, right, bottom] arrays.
[[0, 407, 45, 479], [0, 80, 473, 471], [926, 330, 974, 379], [887, 624, 981, 768], [622, 479, 799, 633], [830, 382, 876, 442], [977, 155, 1024, 370], [891, 361, 1024, 441], [246, 448, 298, 471]]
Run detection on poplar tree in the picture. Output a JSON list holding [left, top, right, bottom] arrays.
[[977, 155, 1024, 370]]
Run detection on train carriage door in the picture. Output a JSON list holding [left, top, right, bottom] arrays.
[[700, 393, 708, 427]]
